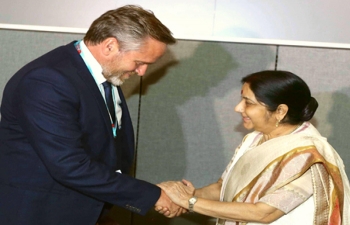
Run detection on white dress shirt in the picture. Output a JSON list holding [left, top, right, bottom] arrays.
[[77, 40, 122, 128]]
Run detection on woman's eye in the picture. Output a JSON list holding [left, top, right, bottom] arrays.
[[245, 101, 254, 106]]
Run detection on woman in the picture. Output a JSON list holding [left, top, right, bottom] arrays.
[[157, 70, 350, 224]]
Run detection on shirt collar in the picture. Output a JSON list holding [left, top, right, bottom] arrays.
[[79, 40, 106, 85]]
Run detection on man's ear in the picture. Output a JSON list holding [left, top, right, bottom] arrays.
[[101, 37, 120, 56], [275, 104, 289, 121]]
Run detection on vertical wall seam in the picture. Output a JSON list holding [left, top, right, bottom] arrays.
[[275, 45, 279, 70], [130, 76, 143, 225], [133, 76, 143, 178]]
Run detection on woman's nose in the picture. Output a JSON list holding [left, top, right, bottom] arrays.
[[234, 100, 244, 113]]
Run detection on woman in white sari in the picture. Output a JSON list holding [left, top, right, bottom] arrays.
[[157, 70, 350, 224]]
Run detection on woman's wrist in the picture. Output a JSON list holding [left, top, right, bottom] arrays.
[[193, 188, 200, 197], [187, 196, 198, 212]]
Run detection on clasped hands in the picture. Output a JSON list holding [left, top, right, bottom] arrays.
[[154, 179, 195, 218]]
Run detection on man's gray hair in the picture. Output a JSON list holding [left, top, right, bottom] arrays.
[[84, 5, 176, 52]]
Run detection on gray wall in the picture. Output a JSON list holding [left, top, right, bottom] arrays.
[[1, 29, 349, 225]]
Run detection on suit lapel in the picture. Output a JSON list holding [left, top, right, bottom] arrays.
[[65, 42, 112, 132]]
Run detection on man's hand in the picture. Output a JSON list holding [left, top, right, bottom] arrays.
[[154, 188, 183, 218]]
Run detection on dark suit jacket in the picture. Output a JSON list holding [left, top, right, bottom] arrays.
[[0, 41, 160, 225]]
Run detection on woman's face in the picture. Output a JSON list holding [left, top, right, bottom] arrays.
[[235, 83, 276, 133]]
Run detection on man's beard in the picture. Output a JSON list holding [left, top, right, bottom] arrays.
[[104, 72, 124, 86], [102, 69, 133, 86]]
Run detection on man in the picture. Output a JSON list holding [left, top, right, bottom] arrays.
[[0, 5, 179, 225]]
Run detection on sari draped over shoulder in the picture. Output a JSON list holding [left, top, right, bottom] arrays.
[[217, 122, 350, 225]]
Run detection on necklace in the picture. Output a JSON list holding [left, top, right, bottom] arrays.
[[257, 123, 302, 146]]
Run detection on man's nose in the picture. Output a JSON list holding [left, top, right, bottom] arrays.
[[136, 64, 148, 76]]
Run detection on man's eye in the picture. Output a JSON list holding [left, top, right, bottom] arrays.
[[136, 62, 145, 66]]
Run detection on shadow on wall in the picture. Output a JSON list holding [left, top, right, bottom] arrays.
[[129, 41, 237, 225], [111, 40, 278, 225], [327, 90, 350, 177], [140, 41, 237, 177]]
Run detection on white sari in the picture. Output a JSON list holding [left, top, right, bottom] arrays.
[[217, 122, 350, 225]]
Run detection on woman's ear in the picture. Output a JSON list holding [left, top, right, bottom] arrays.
[[276, 104, 289, 121]]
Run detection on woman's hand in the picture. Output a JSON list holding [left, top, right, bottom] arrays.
[[181, 179, 195, 195], [157, 180, 195, 208]]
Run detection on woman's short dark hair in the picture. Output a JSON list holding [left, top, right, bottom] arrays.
[[242, 70, 318, 125], [84, 5, 176, 51]]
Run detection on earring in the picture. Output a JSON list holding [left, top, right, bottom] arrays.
[[275, 119, 280, 127]]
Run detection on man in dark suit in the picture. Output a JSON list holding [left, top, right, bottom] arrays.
[[0, 5, 180, 225]]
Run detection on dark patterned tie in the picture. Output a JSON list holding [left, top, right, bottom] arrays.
[[102, 81, 116, 124]]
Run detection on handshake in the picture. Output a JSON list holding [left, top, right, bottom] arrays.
[[154, 179, 196, 218]]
